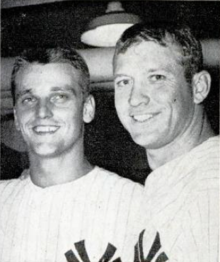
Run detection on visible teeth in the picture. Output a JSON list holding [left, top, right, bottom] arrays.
[[133, 114, 153, 122], [34, 126, 59, 133]]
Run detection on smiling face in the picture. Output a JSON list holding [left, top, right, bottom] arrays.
[[14, 62, 95, 157], [114, 41, 196, 150]]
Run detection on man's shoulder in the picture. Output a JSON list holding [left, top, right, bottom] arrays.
[[147, 136, 219, 191], [195, 135, 219, 154], [93, 166, 144, 215], [94, 166, 144, 190], [0, 170, 29, 199], [168, 135, 219, 170], [0, 177, 22, 189], [145, 136, 219, 213], [185, 135, 219, 166], [0, 178, 21, 203]]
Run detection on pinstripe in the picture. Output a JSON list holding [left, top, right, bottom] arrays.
[[141, 136, 219, 262], [0, 166, 145, 262]]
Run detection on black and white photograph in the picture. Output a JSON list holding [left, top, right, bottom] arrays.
[[1, 1, 219, 261]]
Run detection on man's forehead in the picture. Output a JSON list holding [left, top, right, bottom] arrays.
[[15, 62, 81, 82], [14, 63, 84, 96], [115, 40, 183, 69], [18, 62, 78, 72]]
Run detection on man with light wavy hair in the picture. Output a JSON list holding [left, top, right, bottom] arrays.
[[113, 23, 219, 262]]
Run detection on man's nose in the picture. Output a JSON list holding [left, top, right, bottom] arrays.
[[129, 84, 150, 107], [36, 100, 53, 119]]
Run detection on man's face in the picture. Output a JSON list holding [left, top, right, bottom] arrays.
[[114, 41, 196, 150], [14, 62, 94, 157]]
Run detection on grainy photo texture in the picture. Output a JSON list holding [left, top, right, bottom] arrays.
[[1, 1, 219, 262]]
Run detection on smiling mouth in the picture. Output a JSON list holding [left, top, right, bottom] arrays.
[[131, 113, 159, 123], [33, 125, 60, 134]]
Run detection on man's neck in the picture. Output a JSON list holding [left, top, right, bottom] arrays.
[[28, 147, 93, 188], [147, 112, 215, 170]]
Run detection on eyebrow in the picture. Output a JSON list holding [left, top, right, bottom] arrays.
[[146, 68, 169, 73], [16, 89, 32, 100], [51, 86, 77, 96], [50, 86, 74, 92], [16, 86, 76, 97], [114, 74, 132, 79]]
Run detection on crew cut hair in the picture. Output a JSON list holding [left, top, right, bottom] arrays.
[[113, 23, 203, 84], [11, 47, 90, 105]]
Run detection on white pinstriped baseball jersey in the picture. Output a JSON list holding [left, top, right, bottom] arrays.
[[136, 136, 219, 262], [0, 166, 145, 262]]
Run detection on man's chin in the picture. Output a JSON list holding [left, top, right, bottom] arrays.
[[29, 145, 60, 158], [131, 132, 160, 149]]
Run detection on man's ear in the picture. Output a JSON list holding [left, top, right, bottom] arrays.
[[192, 71, 211, 104], [83, 95, 95, 123], [13, 108, 21, 131]]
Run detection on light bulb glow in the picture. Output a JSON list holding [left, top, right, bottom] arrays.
[[81, 23, 134, 47]]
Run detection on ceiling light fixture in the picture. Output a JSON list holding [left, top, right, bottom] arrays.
[[81, 1, 142, 47]]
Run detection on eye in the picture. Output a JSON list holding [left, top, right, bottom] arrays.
[[51, 94, 69, 104], [150, 74, 166, 82], [114, 77, 132, 88], [21, 96, 37, 105]]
